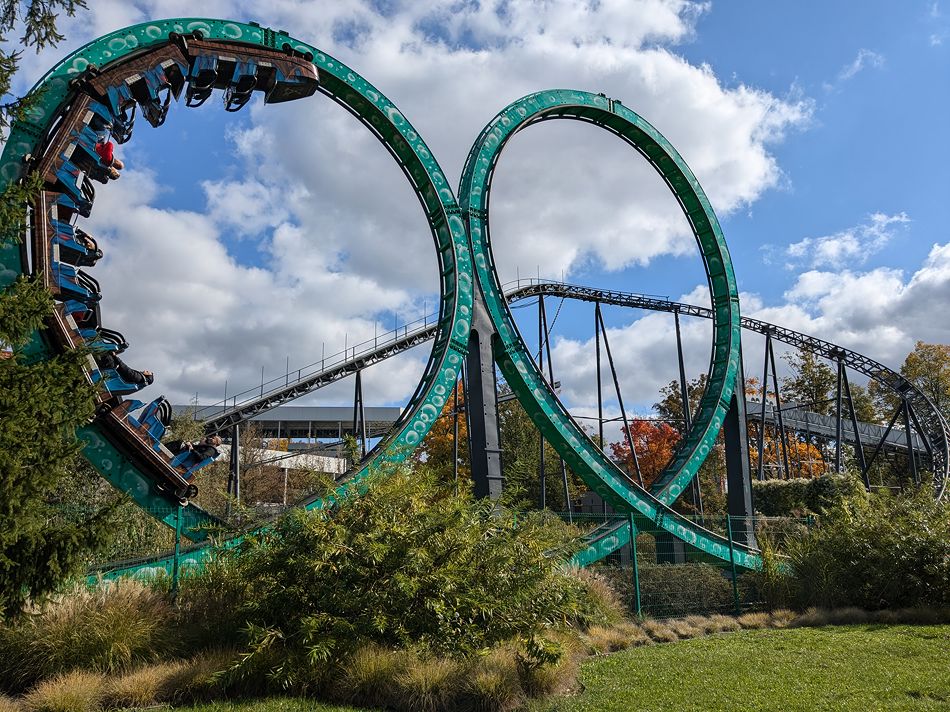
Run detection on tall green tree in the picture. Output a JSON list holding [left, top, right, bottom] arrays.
[[781, 350, 837, 415], [0, 1, 111, 617]]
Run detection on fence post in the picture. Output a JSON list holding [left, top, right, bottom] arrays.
[[171, 505, 183, 604], [725, 514, 741, 616], [629, 513, 642, 617]]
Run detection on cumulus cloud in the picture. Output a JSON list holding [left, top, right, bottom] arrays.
[[11, 1, 813, 411], [773, 212, 910, 270], [543, 240, 950, 425]]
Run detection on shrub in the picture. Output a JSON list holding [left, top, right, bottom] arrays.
[[565, 568, 625, 628], [22, 671, 104, 712], [752, 474, 865, 516], [0, 579, 175, 692], [784, 490, 950, 610], [179, 465, 593, 688]]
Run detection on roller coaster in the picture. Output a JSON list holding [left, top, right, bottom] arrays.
[[1, 18, 946, 579]]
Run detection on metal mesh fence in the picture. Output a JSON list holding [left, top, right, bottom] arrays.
[[561, 512, 812, 618]]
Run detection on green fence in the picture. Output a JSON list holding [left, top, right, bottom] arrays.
[[562, 512, 811, 618]]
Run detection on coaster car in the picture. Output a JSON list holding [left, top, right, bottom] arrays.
[[51, 264, 100, 306], [51, 155, 95, 217], [100, 396, 218, 503], [183, 38, 318, 110]]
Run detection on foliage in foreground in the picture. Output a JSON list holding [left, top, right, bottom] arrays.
[[751, 473, 866, 516], [0, 580, 175, 693], [761, 489, 950, 610], [176, 465, 610, 691]]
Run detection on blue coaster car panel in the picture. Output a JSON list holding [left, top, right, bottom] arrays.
[[51, 157, 95, 216], [92, 363, 148, 397], [169, 449, 217, 481], [41, 192, 102, 267], [183, 38, 318, 110], [51, 263, 100, 306], [86, 42, 189, 131]]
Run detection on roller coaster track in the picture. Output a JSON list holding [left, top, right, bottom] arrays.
[[507, 281, 949, 499], [200, 280, 945, 491], [4, 20, 941, 580]]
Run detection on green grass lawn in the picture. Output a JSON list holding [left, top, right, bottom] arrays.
[[543, 625, 950, 712]]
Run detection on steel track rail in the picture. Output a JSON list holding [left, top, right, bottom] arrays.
[[507, 280, 949, 500]]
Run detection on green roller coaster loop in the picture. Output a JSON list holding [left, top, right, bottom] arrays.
[[0, 18, 472, 544], [459, 90, 758, 569], [2, 20, 761, 577]]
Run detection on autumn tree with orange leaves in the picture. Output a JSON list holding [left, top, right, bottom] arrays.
[[608, 419, 681, 490], [414, 383, 470, 484]]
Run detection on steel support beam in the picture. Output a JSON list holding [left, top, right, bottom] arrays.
[[842, 367, 870, 489], [467, 296, 504, 500], [540, 295, 572, 518], [596, 303, 642, 486], [724, 355, 756, 548]]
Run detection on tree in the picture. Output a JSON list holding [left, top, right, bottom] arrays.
[[608, 420, 680, 490], [0, 1, 107, 616], [654, 374, 707, 431], [899, 341, 950, 421], [781, 350, 837, 415], [414, 382, 470, 485]]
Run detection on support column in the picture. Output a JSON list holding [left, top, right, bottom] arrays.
[[724, 354, 756, 548], [227, 423, 241, 513], [466, 296, 504, 500]]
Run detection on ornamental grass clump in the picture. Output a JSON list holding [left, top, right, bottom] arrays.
[[22, 671, 104, 712], [0, 579, 175, 693], [103, 661, 186, 708]]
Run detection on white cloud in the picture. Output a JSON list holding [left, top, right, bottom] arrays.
[[775, 212, 910, 270], [540, 240, 950, 425], [10, 1, 813, 411]]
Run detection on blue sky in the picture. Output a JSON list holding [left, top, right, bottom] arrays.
[[8, 1, 949, 438]]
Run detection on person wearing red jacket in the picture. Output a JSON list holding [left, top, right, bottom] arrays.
[[94, 134, 124, 179]]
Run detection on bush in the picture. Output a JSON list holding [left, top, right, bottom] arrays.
[[22, 671, 104, 712], [0, 579, 175, 692], [783, 490, 950, 610], [177, 465, 596, 690], [752, 474, 865, 516]]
